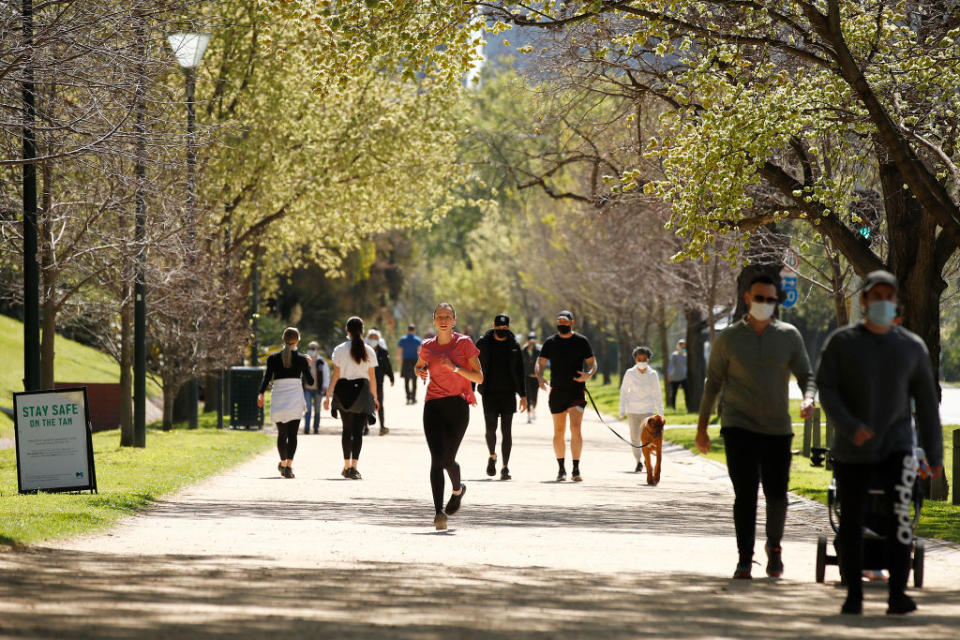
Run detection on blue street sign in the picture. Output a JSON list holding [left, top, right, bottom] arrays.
[[780, 274, 798, 309]]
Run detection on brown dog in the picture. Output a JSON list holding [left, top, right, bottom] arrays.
[[641, 414, 666, 485]]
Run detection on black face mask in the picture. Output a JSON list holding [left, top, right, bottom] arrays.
[[557, 325, 572, 335], [494, 329, 510, 339]]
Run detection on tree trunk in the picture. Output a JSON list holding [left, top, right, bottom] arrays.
[[826, 242, 849, 326], [40, 292, 56, 389], [684, 306, 708, 413], [162, 377, 175, 431], [656, 299, 669, 379], [119, 294, 134, 446], [881, 161, 946, 389]]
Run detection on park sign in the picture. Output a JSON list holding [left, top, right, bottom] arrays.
[[13, 388, 97, 494]]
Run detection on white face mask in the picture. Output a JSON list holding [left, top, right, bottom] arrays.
[[307, 349, 317, 357], [366, 338, 378, 347], [749, 301, 776, 322], [636, 361, 648, 370]]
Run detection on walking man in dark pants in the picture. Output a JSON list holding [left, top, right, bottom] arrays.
[[368, 329, 394, 435], [476, 314, 527, 480], [696, 274, 816, 580], [667, 339, 688, 409], [521, 332, 540, 423], [397, 324, 422, 404], [816, 270, 943, 615]]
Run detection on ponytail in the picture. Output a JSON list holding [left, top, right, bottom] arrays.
[[281, 327, 300, 368], [346, 316, 367, 364]]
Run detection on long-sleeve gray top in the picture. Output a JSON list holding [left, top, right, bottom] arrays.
[[816, 323, 943, 468], [699, 316, 816, 436]]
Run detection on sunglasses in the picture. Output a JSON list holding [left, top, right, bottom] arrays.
[[752, 295, 779, 304]]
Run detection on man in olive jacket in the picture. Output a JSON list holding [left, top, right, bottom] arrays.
[[696, 274, 816, 581]]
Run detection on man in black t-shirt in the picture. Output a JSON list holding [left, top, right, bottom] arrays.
[[536, 310, 596, 482]]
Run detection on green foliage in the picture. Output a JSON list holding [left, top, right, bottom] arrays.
[[0, 420, 271, 547]]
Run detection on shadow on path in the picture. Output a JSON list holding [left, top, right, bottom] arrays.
[[0, 548, 957, 639], [138, 495, 740, 538]]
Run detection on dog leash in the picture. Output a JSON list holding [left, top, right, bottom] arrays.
[[583, 386, 654, 450]]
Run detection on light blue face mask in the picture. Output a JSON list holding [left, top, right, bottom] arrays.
[[866, 300, 897, 327]]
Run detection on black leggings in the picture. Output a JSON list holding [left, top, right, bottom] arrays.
[[835, 451, 914, 601], [423, 396, 470, 513], [721, 427, 792, 557], [405, 376, 418, 401], [277, 420, 299, 460], [483, 405, 514, 465], [340, 412, 366, 460], [376, 379, 386, 427]]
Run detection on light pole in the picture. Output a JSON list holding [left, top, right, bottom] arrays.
[[168, 32, 209, 429], [21, 0, 40, 392]]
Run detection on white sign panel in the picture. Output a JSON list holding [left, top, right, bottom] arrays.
[[14, 388, 96, 493]]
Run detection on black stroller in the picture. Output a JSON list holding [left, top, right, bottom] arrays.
[[815, 453, 926, 587]]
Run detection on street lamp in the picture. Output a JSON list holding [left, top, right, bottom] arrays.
[[168, 31, 209, 429]]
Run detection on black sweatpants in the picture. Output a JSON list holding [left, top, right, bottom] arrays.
[[721, 427, 792, 558], [423, 396, 470, 514], [482, 393, 515, 465], [340, 412, 366, 460], [376, 378, 386, 428], [835, 451, 914, 601], [276, 419, 299, 460], [524, 377, 539, 408]]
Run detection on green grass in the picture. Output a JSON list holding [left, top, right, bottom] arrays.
[[586, 373, 803, 425], [0, 314, 162, 439], [0, 411, 271, 547], [665, 426, 960, 544]]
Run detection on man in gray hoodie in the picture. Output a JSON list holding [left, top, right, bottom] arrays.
[[816, 270, 943, 616], [696, 274, 817, 580]]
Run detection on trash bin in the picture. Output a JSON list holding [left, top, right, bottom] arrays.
[[227, 366, 265, 429]]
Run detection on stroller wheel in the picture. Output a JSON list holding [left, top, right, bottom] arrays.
[[913, 541, 925, 588], [816, 535, 827, 583]]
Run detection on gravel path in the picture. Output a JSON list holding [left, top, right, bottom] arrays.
[[1, 382, 958, 638]]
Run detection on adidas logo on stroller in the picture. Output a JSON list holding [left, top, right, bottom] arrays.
[[893, 453, 918, 545]]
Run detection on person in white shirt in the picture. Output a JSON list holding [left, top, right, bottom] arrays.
[[619, 346, 664, 472]]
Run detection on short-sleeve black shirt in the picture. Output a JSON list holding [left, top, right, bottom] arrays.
[[539, 333, 594, 391]]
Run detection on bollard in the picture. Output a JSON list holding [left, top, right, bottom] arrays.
[[953, 429, 959, 507], [825, 413, 834, 470], [811, 406, 821, 450]]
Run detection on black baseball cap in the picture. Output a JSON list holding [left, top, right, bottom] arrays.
[[557, 310, 574, 321], [862, 270, 898, 294], [494, 313, 510, 326]]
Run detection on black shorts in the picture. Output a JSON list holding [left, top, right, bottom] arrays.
[[481, 392, 516, 415], [548, 387, 586, 415]]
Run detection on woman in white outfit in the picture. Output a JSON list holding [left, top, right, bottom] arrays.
[[258, 327, 314, 478], [619, 346, 664, 472]]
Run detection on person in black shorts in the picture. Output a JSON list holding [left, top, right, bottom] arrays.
[[536, 310, 596, 481], [476, 313, 527, 480]]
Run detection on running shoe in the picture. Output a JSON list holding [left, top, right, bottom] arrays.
[[348, 468, 362, 480], [379, 427, 390, 436], [887, 595, 917, 615], [278, 462, 284, 476], [500, 467, 511, 481], [733, 557, 752, 579], [765, 543, 783, 578], [282, 466, 294, 479], [363, 426, 370, 436], [445, 483, 466, 515], [635, 461, 643, 473], [556, 470, 567, 482], [572, 469, 582, 482], [486, 457, 497, 476], [434, 512, 448, 530], [341, 468, 349, 478]]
